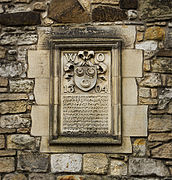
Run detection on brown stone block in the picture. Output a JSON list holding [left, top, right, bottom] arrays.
[[3, 173, 27, 180], [157, 50, 172, 57], [0, 157, 15, 172], [0, 135, 5, 149], [0, 77, 8, 87], [145, 27, 165, 41], [0, 150, 16, 156], [148, 133, 172, 142], [0, 12, 41, 26], [120, 0, 138, 9], [92, 5, 127, 22], [57, 175, 84, 180], [48, 0, 91, 23]]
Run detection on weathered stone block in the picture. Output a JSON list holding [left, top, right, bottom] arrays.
[[149, 133, 172, 142], [0, 150, 16, 157], [0, 46, 6, 59], [83, 154, 108, 174], [48, 0, 90, 23], [122, 49, 143, 77], [110, 160, 127, 176], [56, 175, 84, 180], [0, 101, 27, 114], [158, 88, 172, 109], [137, 32, 144, 42], [29, 173, 54, 180], [0, 135, 5, 149], [166, 28, 172, 48], [149, 115, 172, 132], [133, 139, 146, 157], [33, 2, 47, 11], [129, 158, 169, 176], [0, 12, 40, 26], [0, 114, 31, 129], [0, 157, 15, 172], [14, 0, 32, 3], [151, 58, 172, 73], [0, 87, 8, 92], [92, 5, 127, 22], [0, 128, 16, 134], [151, 142, 172, 159], [139, 0, 172, 21], [7, 134, 35, 150], [3, 173, 27, 180], [139, 73, 161, 87], [9, 79, 34, 93], [0, 77, 8, 86], [17, 152, 49, 172], [51, 154, 82, 173], [28, 50, 50, 78], [139, 87, 151, 98], [0, 93, 28, 101], [139, 97, 158, 105], [0, 62, 24, 77], [135, 41, 158, 51], [145, 27, 165, 41], [120, 0, 138, 9]]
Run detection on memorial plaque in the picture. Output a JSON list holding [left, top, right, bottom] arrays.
[[50, 39, 122, 145]]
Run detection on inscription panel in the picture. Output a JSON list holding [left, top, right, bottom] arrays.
[[60, 51, 112, 136]]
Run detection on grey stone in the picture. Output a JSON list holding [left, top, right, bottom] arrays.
[[151, 58, 172, 73], [138, 0, 172, 21], [83, 154, 108, 174], [0, 32, 37, 46], [51, 154, 82, 173], [133, 139, 146, 157], [151, 142, 172, 159], [7, 134, 35, 150], [110, 160, 127, 176], [139, 73, 161, 87], [0, 12, 40, 26], [29, 173, 54, 180], [139, 87, 150, 98], [0, 157, 15, 172], [3, 173, 27, 180], [158, 88, 172, 109], [0, 114, 31, 129], [0, 135, 5, 149], [128, 10, 137, 20], [149, 115, 172, 132], [17, 152, 49, 172], [0, 101, 27, 114], [129, 158, 169, 176], [0, 62, 24, 77], [9, 79, 34, 93], [135, 41, 158, 51]]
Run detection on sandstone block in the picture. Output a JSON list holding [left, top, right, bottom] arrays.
[[3, 173, 27, 180], [135, 41, 158, 51], [9, 79, 34, 93], [149, 115, 172, 132], [145, 27, 165, 41], [51, 154, 82, 173], [31, 106, 49, 136], [0, 101, 27, 114], [148, 133, 172, 142], [110, 160, 127, 176], [123, 105, 147, 136], [0, 128, 16, 134], [133, 139, 146, 157], [0, 157, 15, 172], [139, 87, 151, 98], [0, 150, 16, 156], [14, 0, 32, 3], [17, 152, 49, 172], [29, 173, 54, 180], [151, 142, 172, 159], [92, 6, 127, 22], [0, 46, 6, 59], [0, 62, 24, 77], [139, 97, 158, 105], [28, 50, 50, 78], [137, 32, 144, 42], [0, 87, 8, 92], [120, 0, 138, 9], [7, 134, 35, 150], [83, 154, 108, 174], [48, 0, 90, 23], [0, 77, 8, 86], [0, 135, 5, 149], [0, 114, 31, 129], [122, 49, 143, 77], [33, 2, 47, 11], [129, 158, 169, 176], [0, 12, 40, 26], [56, 175, 84, 180], [0, 93, 28, 101]]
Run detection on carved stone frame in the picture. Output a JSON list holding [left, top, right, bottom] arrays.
[[49, 38, 122, 145]]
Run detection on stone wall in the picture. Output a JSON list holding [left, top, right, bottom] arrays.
[[0, 0, 172, 179]]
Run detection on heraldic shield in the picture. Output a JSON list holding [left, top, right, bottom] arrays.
[[74, 65, 97, 92]]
